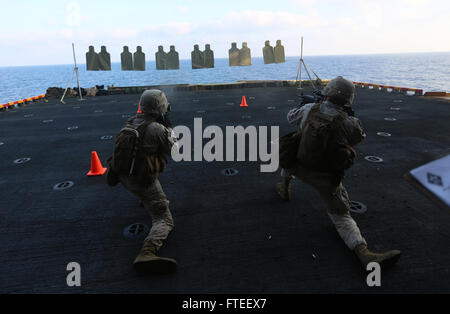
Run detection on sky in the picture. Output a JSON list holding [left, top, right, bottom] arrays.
[[0, 0, 449, 66]]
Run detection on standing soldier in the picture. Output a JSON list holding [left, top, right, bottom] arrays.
[[276, 77, 401, 269], [107, 89, 177, 274]]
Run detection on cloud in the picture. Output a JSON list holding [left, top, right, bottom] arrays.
[[176, 5, 189, 14], [142, 22, 196, 37], [209, 10, 328, 32], [61, 28, 73, 39], [1, 1, 449, 66], [290, 0, 317, 5], [110, 28, 139, 39], [359, 2, 384, 28]]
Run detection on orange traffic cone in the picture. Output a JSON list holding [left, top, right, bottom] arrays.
[[240, 96, 248, 107], [137, 102, 143, 114], [87, 151, 107, 176]]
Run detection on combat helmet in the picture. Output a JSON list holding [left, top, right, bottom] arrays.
[[139, 89, 169, 117], [323, 76, 355, 106]]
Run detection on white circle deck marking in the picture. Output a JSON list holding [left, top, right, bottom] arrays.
[[350, 201, 367, 214], [365, 156, 384, 163], [377, 132, 392, 137], [123, 223, 149, 239], [53, 181, 74, 191], [14, 157, 31, 164], [222, 168, 239, 176], [384, 117, 397, 121]]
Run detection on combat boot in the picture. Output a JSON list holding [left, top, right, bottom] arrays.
[[355, 244, 401, 269], [134, 241, 177, 274], [275, 178, 292, 201]]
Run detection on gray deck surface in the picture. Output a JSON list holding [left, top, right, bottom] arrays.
[[0, 86, 449, 293]]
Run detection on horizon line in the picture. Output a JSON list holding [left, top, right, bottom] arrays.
[[0, 51, 449, 68]]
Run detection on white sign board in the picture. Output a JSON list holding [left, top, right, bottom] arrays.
[[410, 154, 450, 208]]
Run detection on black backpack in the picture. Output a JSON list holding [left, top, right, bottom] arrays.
[[110, 117, 152, 176], [279, 103, 356, 174]]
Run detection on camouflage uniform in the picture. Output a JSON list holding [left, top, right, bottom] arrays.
[[281, 100, 367, 250], [119, 116, 177, 250]]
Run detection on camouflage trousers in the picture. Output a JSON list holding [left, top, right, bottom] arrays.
[[120, 176, 174, 250], [281, 166, 367, 250]]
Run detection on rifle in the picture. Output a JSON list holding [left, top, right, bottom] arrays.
[[156, 104, 172, 128], [342, 105, 355, 117], [300, 90, 355, 117], [300, 89, 324, 105]]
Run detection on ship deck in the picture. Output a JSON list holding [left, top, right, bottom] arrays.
[[1, 84, 449, 293]]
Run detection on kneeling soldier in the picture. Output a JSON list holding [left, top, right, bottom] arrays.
[[276, 77, 401, 269], [107, 89, 178, 274]]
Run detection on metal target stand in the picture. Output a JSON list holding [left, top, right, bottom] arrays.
[[61, 43, 84, 104], [295, 36, 324, 91]]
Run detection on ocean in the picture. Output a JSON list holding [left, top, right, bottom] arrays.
[[0, 52, 449, 104]]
